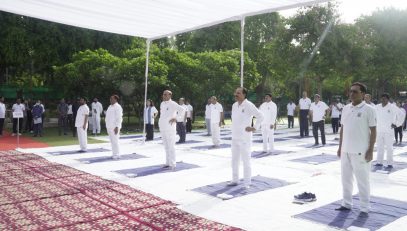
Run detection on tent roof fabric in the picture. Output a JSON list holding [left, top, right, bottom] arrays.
[[0, 0, 328, 40]]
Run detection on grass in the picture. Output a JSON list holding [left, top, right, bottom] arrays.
[[6, 127, 107, 147]]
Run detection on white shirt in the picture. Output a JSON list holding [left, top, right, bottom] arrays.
[[67, 105, 73, 115], [331, 103, 342, 118], [310, 101, 329, 122], [91, 102, 103, 115], [75, 104, 90, 128], [144, 106, 158, 125], [159, 100, 186, 131], [105, 103, 123, 129], [375, 103, 397, 133], [396, 107, 406, 127], [176, 104, 188, 122], [287, 103, 296, 116], [205, 104, 211, 119], [12, 103, 25, 118], [209, 102, 223, 124], [259, 101, 277, 125], [341, 102, 376, 154], [0, 102, 5, 119], [299, 97, 311, 110], [186, 104, 193, 118], [337, 103, 344, 115], [231, 99, 264, 141]]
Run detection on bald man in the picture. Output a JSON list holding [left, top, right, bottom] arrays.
[[159, 90, 186, 169]]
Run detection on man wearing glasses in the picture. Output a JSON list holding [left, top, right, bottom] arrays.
[[337, 82, 376, 215]]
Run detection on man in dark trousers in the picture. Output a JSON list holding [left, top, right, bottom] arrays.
[[298, 91, 311, 137]]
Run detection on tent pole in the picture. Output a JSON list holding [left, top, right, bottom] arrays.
[[142, 39, 151, 144], [240, 17, 245, 87]]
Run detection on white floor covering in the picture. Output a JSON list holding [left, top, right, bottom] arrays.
[[21, 125, 407, 231]]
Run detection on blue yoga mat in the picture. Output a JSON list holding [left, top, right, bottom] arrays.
[[371, 161, 407, 174], [120, 135, 143, 140], [251, 150, 292, 158], [290, 154, 338, 165], [77, 153, 146, 164], [191, 143, 231, 150], [47, 148, 110, 155], [175, 140, 203, 145], [192, 176, 292, 199], [115, 162, 200, 177], [294, 195, 407, 231]]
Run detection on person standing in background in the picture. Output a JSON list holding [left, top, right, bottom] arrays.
[[144, 99, 158, 141], [259, 93, 277, 153], [176, 98, 188, 143], [105, 95, 123, 159], [299, 91, 311, 137], [57, 98, 69, 136], [75, 97, 89, 153], [12, 98, 25, 136], [205, 98, 211, 136], [186, 100, 193, 133], [0, 96, 5, 137], [32, 100, 44, 137], [287, 100, 296, 128], [394, 101, 406, 145], [91, 98, 103, 135]]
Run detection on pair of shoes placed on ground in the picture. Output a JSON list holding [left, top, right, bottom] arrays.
[[294, 192, 317, 202], [226, 181, 250, 189], [374, 163, 393, 171]]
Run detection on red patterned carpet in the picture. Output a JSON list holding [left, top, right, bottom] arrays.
[[0, 150, 242, 231], [0, 133, 49, 151]]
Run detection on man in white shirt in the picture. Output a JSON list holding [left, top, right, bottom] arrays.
[[394, 101, 406, 145], [176, 98, 188, 143], [287, 100, 296, 128], [75, 97, 90, 152], [299, 91, 311, 137], [159, 90, 186, 169], [0, 96, 5, 137], [259, 93, 277, 153], [186, 100, 193, 133], [91, 98, 103, 135], [205, 98, 211, 136], [330, 100, 342, 134], [364, 94, 375, 106], [144, 99, 158, 141], [105, 95, 123, 159], [12, 98, 25, 136], [209, 96, 224, 147], [374, 93, 397, 170], [309, 94, 329, 145], [228, 87, 264, 189], [337, 82, 376, 214]]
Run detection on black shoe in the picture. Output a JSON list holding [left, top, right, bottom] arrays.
[[294, 192, 316, 202], [78, 150, 87, 153], [374, 163, 383, 167], [358, 211, 369, 217], [384, 165, 393, 171], [335, 206, 351, 211]]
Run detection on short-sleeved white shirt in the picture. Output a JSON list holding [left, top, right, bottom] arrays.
[[310, 101, 329, 122], [176, 104, 188, 122], [0, 102, 5, 118], [341, 102, 376, 154], [259, 101, 277, 125], [231, 99, 264, 141], [209, 102, 223, 124], [287, 103, 296, 116], [396, 107, 406, 127], [186, 104, 193, 118], [12, 103, 25, 118], [299, 97, 311, 110], [75, 104, 90, 128], [375, 103, 398, 133], [159, 100, 185, 131], [331, 104, 342, 118]]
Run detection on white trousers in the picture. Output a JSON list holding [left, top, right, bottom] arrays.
[[92, 115, 101, 134], [161, 130, 176, 167], [77, 127, 88, 151], [107, 127, 120, 156], [211, 123, 220, 145], [261, 124, 275, 152], [205, 118, 211, 135], [341, 152, 371, 213], [376, 132, 394, 165], [231, 140, 252, 186]]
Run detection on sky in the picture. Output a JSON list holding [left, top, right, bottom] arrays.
[[280, 0, 407, 23]]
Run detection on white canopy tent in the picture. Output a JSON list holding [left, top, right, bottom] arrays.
[[0, 0, 329, 140]]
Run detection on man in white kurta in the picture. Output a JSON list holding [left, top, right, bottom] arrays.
[[159, 90, 186, 169], [229, 87, 264, 189], [394, 102, 406, 145], [299, 91, 311, 137], [75, 98, 89, 152], [105, 95, 123, 159], [259, 94, 277, 153], [337, 82, 376, 214], [287, 100, 296, 128], [375, 93, 397, 169], [91, 98, 103, 135], [209, 96, 224, 147]]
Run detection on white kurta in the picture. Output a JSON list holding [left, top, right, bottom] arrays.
[[75, 105, 90, 151], [287, 103, 296, 116], [91, 101, 103, 133], [340, 102, 376, 213], [231, 99, 264, 186], [375, 103, 397, 165], [210, 102, 223, 146], [159, 100, 186, 167], [259, 101, 277, 152], [105, 103, 123, 157]]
